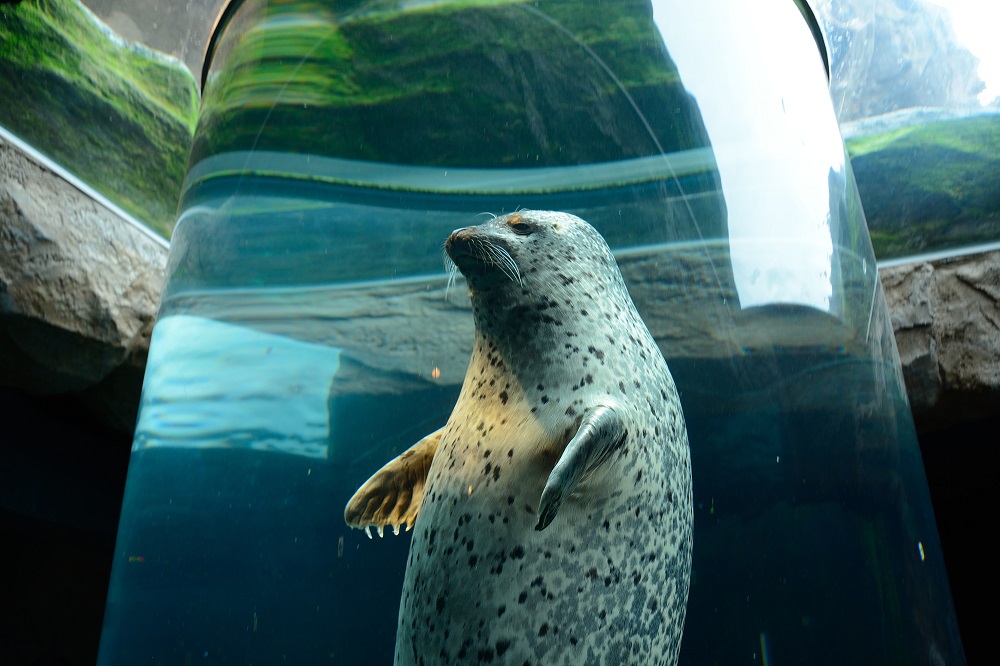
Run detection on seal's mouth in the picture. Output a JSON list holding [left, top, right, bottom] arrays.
[[445, 228, 521, 285]]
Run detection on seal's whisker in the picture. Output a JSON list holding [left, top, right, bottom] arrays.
[[446, 266, 459, 299], [499, 247, 522, 286], [481, 240, 521, 285], [442, 246, 458, 301]]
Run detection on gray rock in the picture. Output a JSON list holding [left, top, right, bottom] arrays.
[[0, 135, 167, 431], [811, 0, 990, 122], [881, 250, 1000, 428]]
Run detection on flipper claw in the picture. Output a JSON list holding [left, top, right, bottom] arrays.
[[345, 428, 443, 538]]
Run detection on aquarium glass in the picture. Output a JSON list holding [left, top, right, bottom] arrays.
[[99, 0, 965, 664]]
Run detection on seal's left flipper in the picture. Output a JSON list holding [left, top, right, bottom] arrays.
[[536, 405, 627, 531], [344, 427, 443, 537]]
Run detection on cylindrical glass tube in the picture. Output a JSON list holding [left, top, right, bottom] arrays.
[[99, 1, 964, 664]]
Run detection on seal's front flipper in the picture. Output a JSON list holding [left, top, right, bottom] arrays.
[[536, 405, 627, 531], [344, 428, 443, 538]]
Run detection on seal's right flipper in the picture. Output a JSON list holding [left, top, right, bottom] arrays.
[[344, 427, 443, 537], [536, 405, 627, 531]]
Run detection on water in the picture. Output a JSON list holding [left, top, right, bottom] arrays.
[[100, 0, 963, 663]]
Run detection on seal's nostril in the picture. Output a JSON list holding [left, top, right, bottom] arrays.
[[446, 227, 472, 250]]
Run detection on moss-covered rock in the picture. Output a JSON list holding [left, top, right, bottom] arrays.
[[0, 0, 198, 237], [194, 0, 705, 169], [847, 114, 1000, 259]]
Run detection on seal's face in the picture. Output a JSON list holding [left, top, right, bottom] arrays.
[[445, 210, 614, 294], [445, 213, 534, 289]]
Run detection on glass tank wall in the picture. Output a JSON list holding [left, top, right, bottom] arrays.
[[99, 0, 964, 664]]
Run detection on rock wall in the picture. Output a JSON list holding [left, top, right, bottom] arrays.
[[883, 252, 1000, 429], [0, 136, 166, 432], [1, 136, 996, 435], [811, 0, 989, 121]]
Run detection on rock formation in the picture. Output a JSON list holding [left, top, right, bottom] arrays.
[[0, 136, 166, 432], [811, 0, 989, 121], [882, 251, 1000, 429]]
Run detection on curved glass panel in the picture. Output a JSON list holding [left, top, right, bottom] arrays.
[[100, 1, 964, 664]]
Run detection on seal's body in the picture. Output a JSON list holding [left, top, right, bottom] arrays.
[[346, 211, 692, 666]]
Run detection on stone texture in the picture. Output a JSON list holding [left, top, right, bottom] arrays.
[[811, 0, 990, 122], [881, 251, 1000, 429], [0, 136, 167, 431]]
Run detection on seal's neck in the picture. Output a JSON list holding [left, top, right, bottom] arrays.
[[468, 279, 634, 389]]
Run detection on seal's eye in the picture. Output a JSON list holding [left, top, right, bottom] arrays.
[[509, 221, 533, 236]]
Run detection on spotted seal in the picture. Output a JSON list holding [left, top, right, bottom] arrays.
[[345, 210, 692, 665]]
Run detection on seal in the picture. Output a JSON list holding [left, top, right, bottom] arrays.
[[345, 210, 692, 666]]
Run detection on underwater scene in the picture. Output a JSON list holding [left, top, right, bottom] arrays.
[[98, 0, 964, 664]]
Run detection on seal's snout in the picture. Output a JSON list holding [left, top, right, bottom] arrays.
[[445, 227, 476, 264], [445, 227, 469, 252]]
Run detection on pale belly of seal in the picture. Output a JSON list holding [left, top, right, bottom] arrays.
[[344, 210, 692, 666]]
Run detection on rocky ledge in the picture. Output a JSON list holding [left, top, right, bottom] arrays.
[[2, 135, 997, 435], [1, 136, 166, 433], [882, 253, 1000, 430]]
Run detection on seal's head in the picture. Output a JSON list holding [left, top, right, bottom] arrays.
[[444, 210, 635, 367], [445, 210, 622, 297]]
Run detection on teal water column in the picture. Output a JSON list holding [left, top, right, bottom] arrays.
[[99, 1, 964, 664]]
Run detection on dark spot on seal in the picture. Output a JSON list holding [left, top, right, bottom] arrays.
[[499, 391, 508, 405], [495, 640, 510, 656], [538, 623, 549, 637], [518, 591, 528, 604]]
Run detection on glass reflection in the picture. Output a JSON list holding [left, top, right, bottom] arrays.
[[655, 0, 843, 314]]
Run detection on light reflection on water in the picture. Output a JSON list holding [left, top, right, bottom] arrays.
[[136, 314, 341, 458]]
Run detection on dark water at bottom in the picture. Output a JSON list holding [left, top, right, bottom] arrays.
[[100, 308, 957, 664]]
